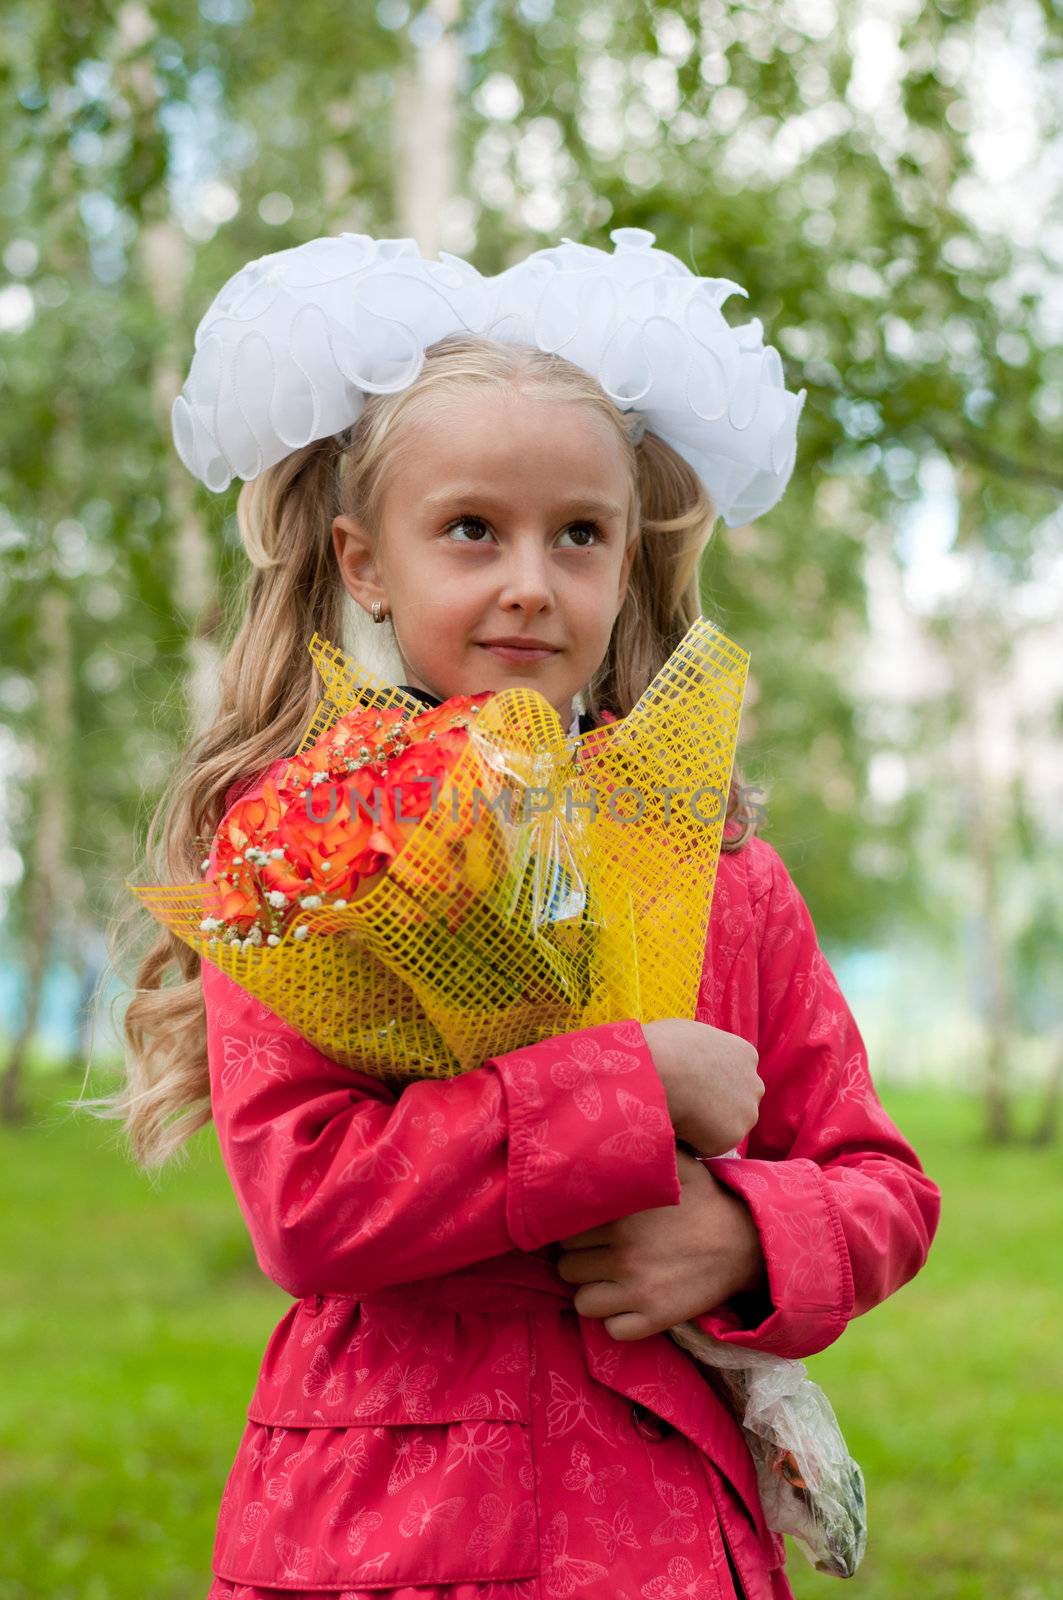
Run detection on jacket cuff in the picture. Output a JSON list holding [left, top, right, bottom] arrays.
[[489, 1021, 682, 1253], [693, 1155, 855, 1358]]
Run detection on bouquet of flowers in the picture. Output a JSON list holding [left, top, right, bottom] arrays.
[[129, 618, 748, 1083], [127, 617, 866, 1576]]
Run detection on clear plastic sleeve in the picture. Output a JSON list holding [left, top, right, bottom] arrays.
[[669, 1164, 867, 1585]]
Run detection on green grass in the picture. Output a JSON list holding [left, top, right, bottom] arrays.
[[788, 1090, 1063, 1600], [1, 1076, 1060, 1599]]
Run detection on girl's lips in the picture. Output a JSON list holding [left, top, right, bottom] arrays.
[[477, 644, 558, 662]]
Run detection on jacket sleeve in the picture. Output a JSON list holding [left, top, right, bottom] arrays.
[[202, 959, 681, 1300], [691, 841, 942, 1359]]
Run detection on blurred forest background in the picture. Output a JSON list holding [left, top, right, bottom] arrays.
[[1, 1, 1061, 1597]]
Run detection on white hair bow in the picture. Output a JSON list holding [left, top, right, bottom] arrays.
[[172, 227, 806, 528]]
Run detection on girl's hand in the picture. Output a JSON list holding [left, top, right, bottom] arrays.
[[555, 1148, 769, 1340], [642, 1017, 764, 1156]]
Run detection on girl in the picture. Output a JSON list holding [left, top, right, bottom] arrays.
[[95, 231, 941, 1600]]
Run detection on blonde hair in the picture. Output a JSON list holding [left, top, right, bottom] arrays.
[[78, 332, 761, 1171]]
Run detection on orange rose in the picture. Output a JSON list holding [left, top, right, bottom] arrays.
[[403, 692, 494, 744], [256, 852, 315, 902], [279, 743, 336, 796], [277, 706, 410, 798], [216, 777, 285, 855], [385, 728, 469, 822], [202, 876, 262, 931], [322, 705, 410, 768], [279, 767, 391, 893]]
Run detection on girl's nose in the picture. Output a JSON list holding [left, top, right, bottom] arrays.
[[495, 547, 555, 612]]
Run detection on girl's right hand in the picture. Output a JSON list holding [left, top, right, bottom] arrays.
[[641, 1017, 764, 1157]]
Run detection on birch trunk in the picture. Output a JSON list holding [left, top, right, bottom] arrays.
[[0, 588, 73, 1122], [117, 11, 222, 738], [393, 0, 462, 254], [952, 467, 1015, 1144]]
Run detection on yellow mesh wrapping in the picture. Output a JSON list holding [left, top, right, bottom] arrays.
[[128, 617, 748, 1083]]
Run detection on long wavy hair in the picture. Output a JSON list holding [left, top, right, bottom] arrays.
[[79, 332, 762, 1171]]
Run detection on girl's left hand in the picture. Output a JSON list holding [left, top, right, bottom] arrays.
[[556, 1147, 770, 1341]]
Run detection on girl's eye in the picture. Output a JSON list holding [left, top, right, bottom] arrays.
[[561, 523, 604, 548], [443, 516, 492, 544], [442, 516, 604, 548]]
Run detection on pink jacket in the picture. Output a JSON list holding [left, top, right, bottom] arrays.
[[201, 765, 941, 1600]]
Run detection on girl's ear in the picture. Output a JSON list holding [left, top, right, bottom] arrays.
[[333, 514, 383, 608]]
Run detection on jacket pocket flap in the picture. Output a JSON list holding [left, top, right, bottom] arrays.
[[213, 1418, 539, 1589]]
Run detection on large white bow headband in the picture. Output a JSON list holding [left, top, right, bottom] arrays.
[[172, 227, 806, 528]]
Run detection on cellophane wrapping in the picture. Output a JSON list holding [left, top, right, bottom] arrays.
[[670, 1306, 868, 1575]]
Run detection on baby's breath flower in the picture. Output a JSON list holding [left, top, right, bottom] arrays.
[[266, 890, 288, 909], [293, 925, 309, 940], [333, 898, 347, 908], [201, 857, 211, 872], [267, 934, 280, 947], [299, 894, 323, 910]]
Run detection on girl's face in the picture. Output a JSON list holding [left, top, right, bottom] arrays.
[[332, 387, 638, 729]]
